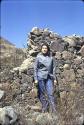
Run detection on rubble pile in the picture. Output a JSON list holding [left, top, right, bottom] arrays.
[[0, 27, 84, 125]]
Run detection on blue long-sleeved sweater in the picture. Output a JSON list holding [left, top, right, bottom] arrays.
[[34, 53, 57, 81]]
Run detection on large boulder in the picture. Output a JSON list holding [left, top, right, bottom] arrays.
[[0, 106, 18, 125]]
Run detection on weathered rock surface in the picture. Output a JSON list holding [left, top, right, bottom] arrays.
[[0, 106, 18, 125]]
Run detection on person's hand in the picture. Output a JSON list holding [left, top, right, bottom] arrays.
[[35, 80, 38, 84], [34, 80, 38, 85], [54, 80, 57, 86]]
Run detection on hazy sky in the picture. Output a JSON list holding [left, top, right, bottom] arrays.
[[1, 0, 84, 48]]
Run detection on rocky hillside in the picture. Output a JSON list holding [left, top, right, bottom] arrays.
[[0, 37, 27, 82], [0, 28, 84, 125]]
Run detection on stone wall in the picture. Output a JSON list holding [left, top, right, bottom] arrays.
[[26, 27, 84, 125]]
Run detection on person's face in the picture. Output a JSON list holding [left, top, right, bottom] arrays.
[[41, 45, 48, 54]]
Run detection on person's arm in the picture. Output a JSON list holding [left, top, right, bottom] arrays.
[[34, 56, 39, 84], [53, 57, 57, 84]]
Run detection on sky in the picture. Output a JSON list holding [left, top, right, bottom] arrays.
[[1, 0, 84, 48]]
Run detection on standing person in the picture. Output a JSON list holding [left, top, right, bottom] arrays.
[[34, 43, 57, 113]]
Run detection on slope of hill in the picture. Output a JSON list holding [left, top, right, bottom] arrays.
[[0, 37, 27, 82], [0, 37, 27, 66]]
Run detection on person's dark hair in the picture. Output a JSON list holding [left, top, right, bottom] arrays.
[[41, 43, 50, 56]]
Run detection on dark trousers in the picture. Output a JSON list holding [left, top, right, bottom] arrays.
[[37, 76, 56, 112]]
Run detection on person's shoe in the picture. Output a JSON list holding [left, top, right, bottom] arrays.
[[49, 105, 57, 114], [42, 108, 46, 113], [42, 107, 49, 113], [42, 102, 49, 113]]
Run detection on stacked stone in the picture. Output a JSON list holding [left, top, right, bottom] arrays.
[[27, 28, 84, 125], [54, 35, 84, 125], [27, 27, 65, 56], [27, 27, 84, 55]]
